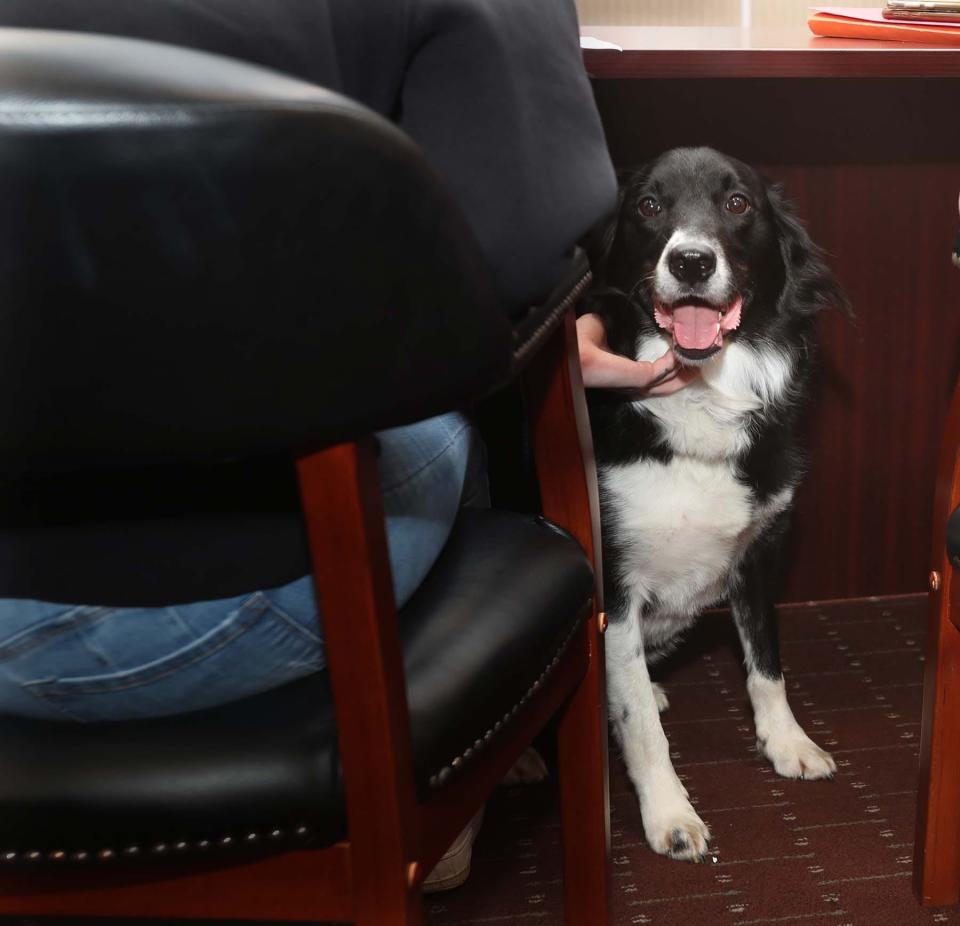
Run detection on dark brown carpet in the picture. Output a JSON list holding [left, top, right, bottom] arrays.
[[426, 593, 960, 926]]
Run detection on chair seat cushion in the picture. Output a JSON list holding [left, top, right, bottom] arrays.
[[0, 509, 592, 861]]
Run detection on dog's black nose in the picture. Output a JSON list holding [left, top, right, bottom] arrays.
[[668, 248, 716, 284]]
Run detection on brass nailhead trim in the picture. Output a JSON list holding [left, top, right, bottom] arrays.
[[427, 605, 588, 789], [512, 269, 592, 367], [3, 812, 313, 865]]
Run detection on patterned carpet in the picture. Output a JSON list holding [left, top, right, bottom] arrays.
[[426, 593, 960, 926]]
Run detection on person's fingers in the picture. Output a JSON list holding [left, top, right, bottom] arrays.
[[644, 364, 700, 396], [577, 314, 655, 389], [647, 348, 680, 378], [577, 312, 701, 393], [641, 349, 700, 395], [581, 337, 698, 392]]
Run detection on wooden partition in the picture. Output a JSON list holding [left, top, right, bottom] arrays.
[[584, 29, 960, 602]]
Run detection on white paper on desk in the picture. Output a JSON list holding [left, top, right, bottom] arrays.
[[580, 35, 623, 51]]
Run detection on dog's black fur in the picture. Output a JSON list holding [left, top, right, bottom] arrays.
[[583, 147, 849, 860]]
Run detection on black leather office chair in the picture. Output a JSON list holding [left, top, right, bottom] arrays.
[[0, 29, 610, 925]]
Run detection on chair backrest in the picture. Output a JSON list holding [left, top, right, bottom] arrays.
[[0, 28, 513, 606], [0, 28, 512, 476]]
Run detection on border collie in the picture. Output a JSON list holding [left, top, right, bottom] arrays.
[[585, 147, 849, 861]]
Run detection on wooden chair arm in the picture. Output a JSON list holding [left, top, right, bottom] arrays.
[[931, 377, 960, 626], [522, 307, 604, 600]]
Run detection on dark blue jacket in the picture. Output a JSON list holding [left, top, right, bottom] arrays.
[[0, 0, 616, 308]]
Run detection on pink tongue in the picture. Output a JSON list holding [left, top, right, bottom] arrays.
[[671, 304, 722, 351]]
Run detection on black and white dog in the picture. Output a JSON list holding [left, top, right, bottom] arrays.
[[586, 147, 849, 861]]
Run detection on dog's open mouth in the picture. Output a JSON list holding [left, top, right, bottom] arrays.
[[653, 295, 743, 361]]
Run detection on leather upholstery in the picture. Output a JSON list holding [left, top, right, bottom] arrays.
[[0, 28, 512, 474], [0, 510, 593, 858], [0, 28, 515, 606]]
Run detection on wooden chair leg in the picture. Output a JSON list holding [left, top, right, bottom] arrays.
[[557, 607, 611, 926], [914, 592, 960, 906], [297, 440, 424, 925], [914, 377, 960, 907], [524, 308, 611, 925]]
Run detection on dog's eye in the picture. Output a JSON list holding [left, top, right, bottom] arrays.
[[638, 196, 662, 218], [725, 194, 751, 215]]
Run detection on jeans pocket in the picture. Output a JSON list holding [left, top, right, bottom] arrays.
[[20, 593, 325, 722]]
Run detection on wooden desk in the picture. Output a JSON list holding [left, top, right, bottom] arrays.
[[583, 25, 960, 78], [583, 25, 960, 603]]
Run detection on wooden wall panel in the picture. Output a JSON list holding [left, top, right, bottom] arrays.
[[591, 77, 960, 602]]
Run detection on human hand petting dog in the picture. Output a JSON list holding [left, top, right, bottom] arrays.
[[577, 312, 699, 394]]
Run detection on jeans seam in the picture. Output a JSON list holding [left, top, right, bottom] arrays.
[[258, 595, 322, 645], [380, 419, 470, 497], [0, 607, 116, 661], [23, 594, 272, 697]]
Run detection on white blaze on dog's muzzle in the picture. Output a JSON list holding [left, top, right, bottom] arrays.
[[652, 229, 742, 355]]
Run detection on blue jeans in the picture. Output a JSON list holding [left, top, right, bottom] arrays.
[[0, 413, 486, 722]]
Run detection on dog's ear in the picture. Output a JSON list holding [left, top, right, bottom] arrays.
[[580, 184, 627, 280], [768, 183, 852, 318], [582, 165, 653, 284]]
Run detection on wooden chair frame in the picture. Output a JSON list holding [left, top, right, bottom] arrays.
[[0, 309, 611, 925], [915, 375, 960, 906]]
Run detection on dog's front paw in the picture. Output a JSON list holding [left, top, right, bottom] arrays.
[[642, 796, 711, 861], [761, 732, 836, 780]]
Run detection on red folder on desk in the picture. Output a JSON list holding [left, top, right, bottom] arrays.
[[809, 6, 960, 45]]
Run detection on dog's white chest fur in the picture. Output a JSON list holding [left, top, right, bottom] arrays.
[[601, 334, 795, 648], [602, 456, 754, 623]]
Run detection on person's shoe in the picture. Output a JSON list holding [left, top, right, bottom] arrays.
[[422, 807, 485, 893], [502, 746, 549, 785]]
